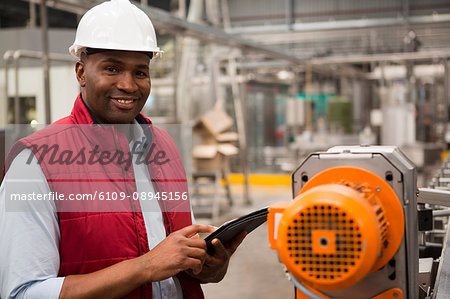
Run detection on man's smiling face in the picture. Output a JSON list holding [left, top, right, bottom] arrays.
[[76, 50, 151, 124]]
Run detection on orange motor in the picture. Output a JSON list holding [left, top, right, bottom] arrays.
[[268, 166, 404, 292]]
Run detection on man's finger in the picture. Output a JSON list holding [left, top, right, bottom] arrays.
[[185, 237, 207, 249], [211, 238, 229, 259], [185, 246, 207, 260], [185, 257, 203, 275], [179, 224, 215, 237]]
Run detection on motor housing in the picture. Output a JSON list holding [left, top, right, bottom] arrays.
[[268, 146, 418, 299]]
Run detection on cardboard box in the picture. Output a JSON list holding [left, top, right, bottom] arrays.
[[192, 108, 239, 170], [217, 143, 239, 156], [194, 108, 234, 137], [193, 145, 219, 159], [192, 144, 238, 170], [201, 108, 233, 136], [216, 132, 239, 143]]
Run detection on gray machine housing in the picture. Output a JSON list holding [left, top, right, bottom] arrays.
[[292, 145, 418, 299]]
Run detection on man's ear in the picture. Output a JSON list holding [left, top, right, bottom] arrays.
[[75, 61, 86, 87]]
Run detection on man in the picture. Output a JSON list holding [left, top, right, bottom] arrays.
[[0, 0, 245, 298]]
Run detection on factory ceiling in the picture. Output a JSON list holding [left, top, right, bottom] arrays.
[[3, 0, 450, 77]]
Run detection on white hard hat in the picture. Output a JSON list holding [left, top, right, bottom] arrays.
[[69, 0, 161, 58]]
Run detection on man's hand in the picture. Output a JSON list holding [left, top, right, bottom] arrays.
[[187, 230, 247, 283], [59, 224, 215, 299], [141, 224, 215, 282]]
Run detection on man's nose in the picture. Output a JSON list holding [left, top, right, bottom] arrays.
[[116, 72, 138, 93]]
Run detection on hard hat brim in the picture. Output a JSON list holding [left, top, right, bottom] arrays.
[[69, 45, 162, 59]]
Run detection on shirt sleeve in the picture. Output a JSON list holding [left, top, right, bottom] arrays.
[[0, 148, 64, 299], [191, 205, 196, 224]]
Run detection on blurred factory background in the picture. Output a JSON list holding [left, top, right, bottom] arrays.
[[1, 0, 450, 298]]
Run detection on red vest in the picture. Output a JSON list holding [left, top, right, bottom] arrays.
[[4, 94, 204, 299]]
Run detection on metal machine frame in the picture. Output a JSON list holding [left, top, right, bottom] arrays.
[[291, 146, 418, 298]]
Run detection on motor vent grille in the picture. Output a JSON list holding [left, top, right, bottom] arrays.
[[339, 181, 390, 249], [285, 204, 363, 282]]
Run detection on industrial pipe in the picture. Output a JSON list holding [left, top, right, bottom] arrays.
[[3, 50, 73, 124]]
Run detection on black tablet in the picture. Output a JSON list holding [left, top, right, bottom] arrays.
[[204, 207, 268, 254]]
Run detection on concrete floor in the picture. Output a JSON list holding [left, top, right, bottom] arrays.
[[194, 185, 296, 299]]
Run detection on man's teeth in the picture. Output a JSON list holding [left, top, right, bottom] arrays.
[[117, 99, 134, 103]]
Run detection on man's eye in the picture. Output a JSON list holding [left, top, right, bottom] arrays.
[[105, 67, 118, 72], [136, 71, 148, 77]]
